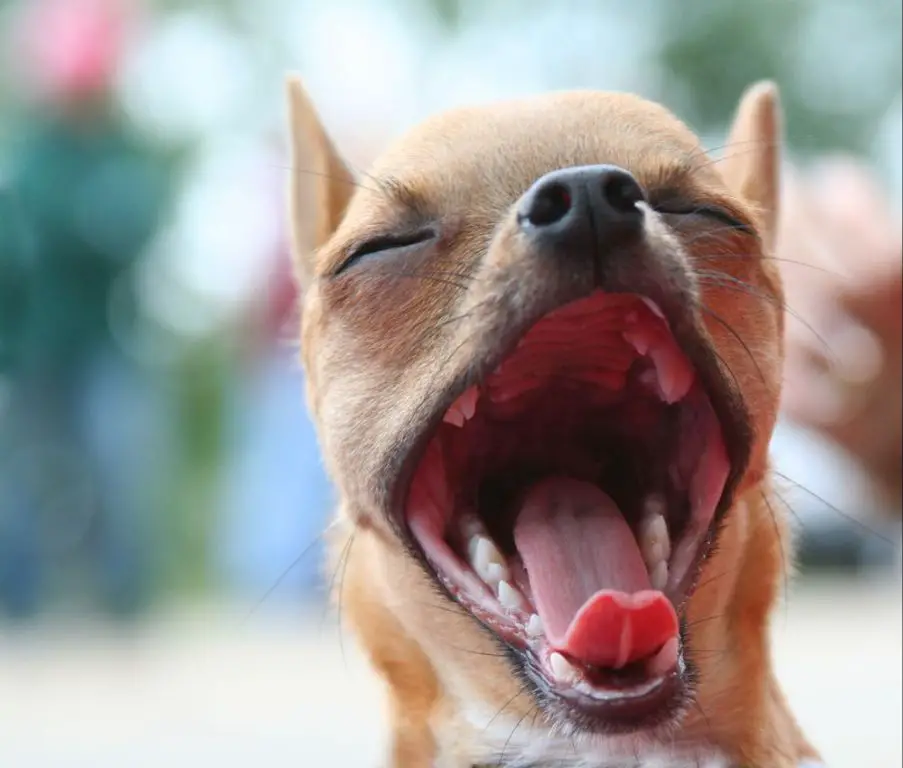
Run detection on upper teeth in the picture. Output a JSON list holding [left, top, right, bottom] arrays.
[[443, 386, 479, 426]]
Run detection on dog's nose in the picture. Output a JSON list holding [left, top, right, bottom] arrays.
[[516, 165, 646, 251]]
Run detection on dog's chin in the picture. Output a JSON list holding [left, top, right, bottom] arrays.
[[395, 290, 750, 735]]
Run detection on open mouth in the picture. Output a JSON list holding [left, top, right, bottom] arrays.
[[404, 291, 739, 727]]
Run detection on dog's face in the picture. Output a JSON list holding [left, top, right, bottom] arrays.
[[291, 86, 785, 759]]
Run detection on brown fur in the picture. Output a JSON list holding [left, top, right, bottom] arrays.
[[288, 80, 818, 767]]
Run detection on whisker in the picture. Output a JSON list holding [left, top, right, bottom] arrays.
[[319, 528, 358, 669], [499, 703, 534, 765], [269, 162, 383, 196], [684, 612, 726, 630], [696, 269, 837, 364], [689, 142, 781, 176], [685, 137, 779, 169], [760, 489, 791, 615], [483, 685, 529, 735], [698, 303, 772, 392], [772, 470, 895, 544], [243, 518, 340, 624], [373, 269, 473, 291]]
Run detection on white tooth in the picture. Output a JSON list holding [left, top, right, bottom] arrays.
[[650, 560, 669, 591], [640, 297, 666, 320], [526, 614, 544, 638], [443, 406, 466, 427], [458, 386, 478, 419], [469, 537, 509, 586], [497, 580, 527, 612], [443, 386, 480, 427], [640, 499, 671, 568], [549, 652, 581, 683], [484, 562, 507, 585]]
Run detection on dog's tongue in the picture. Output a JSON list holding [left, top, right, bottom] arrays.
[[513, 477, 678, 669]]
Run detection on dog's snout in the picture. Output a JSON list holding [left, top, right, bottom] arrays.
[[517, 165, 646, 253]]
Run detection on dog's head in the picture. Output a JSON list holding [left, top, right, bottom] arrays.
[[289, 83, 785, 757]]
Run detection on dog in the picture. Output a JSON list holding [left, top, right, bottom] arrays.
[[286, 78, 822, 767]]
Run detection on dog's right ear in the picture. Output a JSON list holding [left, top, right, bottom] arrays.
[[285, 77, 356, 288], [721, 81, 782, 254]]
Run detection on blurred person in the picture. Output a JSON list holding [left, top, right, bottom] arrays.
[[0, 0, 172, 617], [779, 157, 902, 515]]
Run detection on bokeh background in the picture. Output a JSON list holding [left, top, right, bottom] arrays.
[[0, 1, 900, 766]]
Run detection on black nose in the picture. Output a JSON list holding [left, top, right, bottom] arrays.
[[516, 165, 646, 252]]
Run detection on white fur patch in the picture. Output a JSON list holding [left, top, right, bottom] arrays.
[[460, 704, 730, 768]]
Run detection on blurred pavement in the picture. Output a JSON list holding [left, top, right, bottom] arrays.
[[0, 576, 899, 768]]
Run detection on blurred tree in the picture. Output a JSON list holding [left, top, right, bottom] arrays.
[[653, 0, 902, 158], [402, 0, 902, 160]]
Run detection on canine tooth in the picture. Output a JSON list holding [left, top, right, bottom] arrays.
[[650, 346, 694, 403], [497, 580, 527, 612], [650, 560, 669, 591], [526, 614, 544, 638], [458, 386, 478, 419], [443, 386, 480, 427], [469, 537, 509, 586], [549, 652, 580, 683], [640, 297, 666, 320], [443, 407, 466, 427]]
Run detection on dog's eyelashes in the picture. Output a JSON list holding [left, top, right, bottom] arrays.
[[338, 228, 436, 273], [655, 203, 752, 233]]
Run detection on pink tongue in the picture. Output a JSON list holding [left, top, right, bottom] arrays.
[[513, 477, 679, 669]]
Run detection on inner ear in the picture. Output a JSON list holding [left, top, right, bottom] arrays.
[[720, 81, 782, 252], [285, 77, 357, 288]]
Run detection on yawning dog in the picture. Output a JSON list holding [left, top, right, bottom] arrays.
[[286, 79, 821, 767]]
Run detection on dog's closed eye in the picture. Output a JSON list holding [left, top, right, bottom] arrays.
[[338, 228, 436, 273], [652, 199, 752, 232]]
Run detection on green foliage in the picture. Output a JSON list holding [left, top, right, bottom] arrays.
[[654, 0, 902, 156], [399, 0, 902, 158]]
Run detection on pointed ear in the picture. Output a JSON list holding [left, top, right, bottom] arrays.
[[285, 77, 356, 287], [721, 81, 782, 252]]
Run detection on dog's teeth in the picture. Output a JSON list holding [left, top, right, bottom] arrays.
[[497, 580, 527, 612], [639, 498, 671, 568], [549, 652, 581, 684], [443, 386, 479, 426], [484, 562, 507, 585], [458, 386, 478, 419], [443, 407, 466, 427], [469, 537, 509, 586], [526, 614, 544, 638], [650, 560, 669, 591]]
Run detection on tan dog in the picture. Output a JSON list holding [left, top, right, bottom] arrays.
[[287, 79, 821, 767]]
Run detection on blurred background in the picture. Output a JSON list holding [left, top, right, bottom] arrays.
[[0, 0, 899, 766]]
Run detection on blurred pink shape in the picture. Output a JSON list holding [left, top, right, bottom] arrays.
[[18, 0, 134, 103]]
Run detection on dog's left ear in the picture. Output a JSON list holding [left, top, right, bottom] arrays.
[[721, 81, 782, 252], [285, 77, 356, 289]]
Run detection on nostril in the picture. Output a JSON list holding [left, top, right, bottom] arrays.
[[601, 173, 645, 215], [523, 182, 572, 227]]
